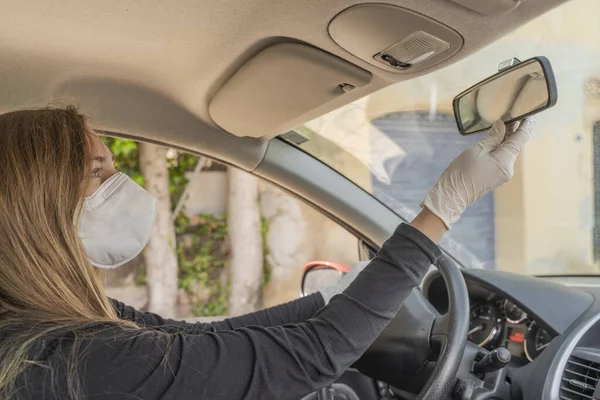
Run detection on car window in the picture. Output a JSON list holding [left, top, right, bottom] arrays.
[[282, 0, 600, 276], [101, 138, 359, 315]]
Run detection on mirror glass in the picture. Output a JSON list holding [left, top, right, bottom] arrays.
[[455, 59, 550, 135], [302, 268, 343, 296]]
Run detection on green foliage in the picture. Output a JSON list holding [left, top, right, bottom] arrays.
[[101, 137, 145, 186], [135, 265, 147, 286], [176, 213, 229, 317], [102, 137, 198, 205], [105, 136, 271, 318], [261, 218, 271, 285], [192, 283, 230, 317], [167, 152, 200, 207]]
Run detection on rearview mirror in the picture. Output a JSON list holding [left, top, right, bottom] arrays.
[[453, 57, 557, 135]]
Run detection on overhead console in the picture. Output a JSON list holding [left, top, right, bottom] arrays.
[[328, 4, 463, 74]]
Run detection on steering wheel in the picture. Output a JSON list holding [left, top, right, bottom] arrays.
[[350, 255, 470, 399], [417, 255, 470, 399]]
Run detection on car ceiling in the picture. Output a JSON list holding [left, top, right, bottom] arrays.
[[0, 0, 568, 170]]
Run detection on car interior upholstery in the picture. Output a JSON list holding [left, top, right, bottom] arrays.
[[0, 0, 567, 149], [0, 0, 569, 246]]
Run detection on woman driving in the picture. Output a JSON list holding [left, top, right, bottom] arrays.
[[0, 106, 534, 399]]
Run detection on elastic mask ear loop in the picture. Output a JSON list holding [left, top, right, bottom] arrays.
[[84, 173, 130, 217]]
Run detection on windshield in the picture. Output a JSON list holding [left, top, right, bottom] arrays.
[[282, 0, 600, 276]]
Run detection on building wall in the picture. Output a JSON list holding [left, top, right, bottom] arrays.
[[260, 184, 359, 307]]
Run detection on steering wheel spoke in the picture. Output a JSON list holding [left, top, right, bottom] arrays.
[[416, 256, 470, 400], [432, 312, 451, 336], [429, 313, 451, 357]]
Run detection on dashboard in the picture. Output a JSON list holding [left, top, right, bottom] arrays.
[[467, 298, 553, 364], [330, 261, 600, 399], [421, 268, 596, 361], [421, 268, 600, 399]]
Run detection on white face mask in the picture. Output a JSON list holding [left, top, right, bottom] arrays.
[[78, 172, 156, 269]]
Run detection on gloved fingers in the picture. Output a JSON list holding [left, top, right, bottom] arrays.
[[497, 117, 536, 155], [479, 120, 506, 150], [506, 121, 520, 137]]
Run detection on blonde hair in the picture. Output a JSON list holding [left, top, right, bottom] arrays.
[[0, 106, 127, 398]]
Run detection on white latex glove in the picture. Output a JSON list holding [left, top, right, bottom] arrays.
[[422, 118, 536, 229], [320, 261, 369, 304]]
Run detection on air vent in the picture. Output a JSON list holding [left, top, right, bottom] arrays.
[[560, 355, 600, 399]]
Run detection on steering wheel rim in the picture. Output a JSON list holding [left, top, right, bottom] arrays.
[[417, 254, 470, 400]]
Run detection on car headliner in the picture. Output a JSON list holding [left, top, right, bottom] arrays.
[[0, 0, 570, 249], [0, 0, 567, 169]]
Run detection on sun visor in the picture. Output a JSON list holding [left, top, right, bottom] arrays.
[[209, 43, 372, 138]]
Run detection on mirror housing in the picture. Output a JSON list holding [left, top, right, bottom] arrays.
[[300, 261, 350, 297], [453, 56, 557, 135]]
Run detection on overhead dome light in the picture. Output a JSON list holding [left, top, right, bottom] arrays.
[[328, 4, 462, 74], [374, 31, 451, 71]]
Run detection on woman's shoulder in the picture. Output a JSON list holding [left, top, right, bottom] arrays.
[[8, 322, 169, 400], [1, 320, 157, 352]]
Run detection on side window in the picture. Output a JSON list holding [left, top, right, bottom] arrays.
[[101, 138, 359, 318]]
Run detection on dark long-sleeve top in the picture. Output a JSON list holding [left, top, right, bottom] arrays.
[[21, 224, 441, 399], [111, 291, 325, 335]]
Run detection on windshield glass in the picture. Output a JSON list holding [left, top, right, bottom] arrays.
[[282, 0, 600, 275]]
